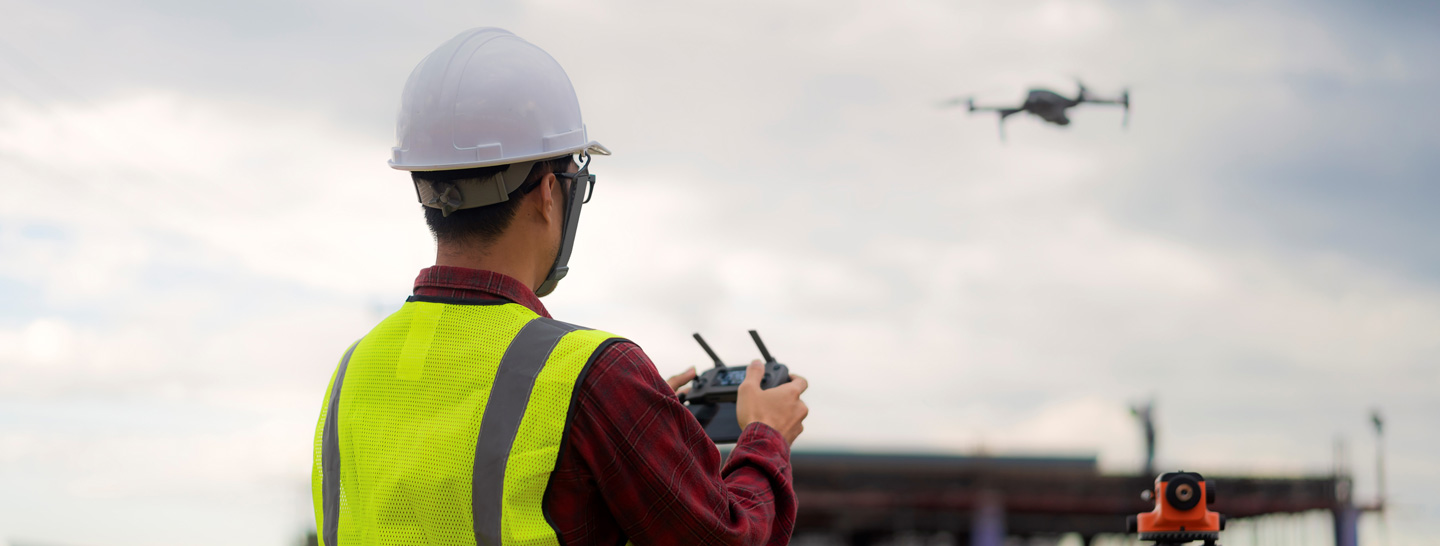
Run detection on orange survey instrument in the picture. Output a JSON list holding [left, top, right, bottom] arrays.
[[1127, 471, 1227, 545]]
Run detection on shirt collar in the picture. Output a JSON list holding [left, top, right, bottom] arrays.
[[412, 266, 551, 318]]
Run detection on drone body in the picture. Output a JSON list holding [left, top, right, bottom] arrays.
[[1008, 88, 1082, 125], [948, 81, 1130, 140]]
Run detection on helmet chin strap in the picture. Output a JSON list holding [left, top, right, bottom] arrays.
[[534, 154, 591, 297]]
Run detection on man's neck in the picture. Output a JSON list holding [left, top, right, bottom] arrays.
[[435, 237, 543, 292]]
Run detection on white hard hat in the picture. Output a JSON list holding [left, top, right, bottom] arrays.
[[389, 28, 610, 172]]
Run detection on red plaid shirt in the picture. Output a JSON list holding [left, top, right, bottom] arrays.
[[412, 266, 796, 545]]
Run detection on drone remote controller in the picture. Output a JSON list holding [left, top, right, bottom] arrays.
[[681, 330, 791, 443]]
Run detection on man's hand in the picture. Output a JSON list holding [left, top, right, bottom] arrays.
[[666, 366, 697, 396], [735, 360, 809, 445]]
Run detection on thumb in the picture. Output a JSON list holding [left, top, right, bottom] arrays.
[[666, 366, 697, 392], [740, 359, 764, 390]]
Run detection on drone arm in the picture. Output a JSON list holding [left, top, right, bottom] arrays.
[[968, 103, 1020, 113], [1076, 92, 1131, 128], [1079, 90, 1130, 109], [990, 108, 1020, 141]]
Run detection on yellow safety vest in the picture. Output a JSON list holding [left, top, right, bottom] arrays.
[[311, 296, 620, 546]]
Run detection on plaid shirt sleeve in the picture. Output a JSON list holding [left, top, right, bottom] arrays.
[[547, 341, 797, 546]]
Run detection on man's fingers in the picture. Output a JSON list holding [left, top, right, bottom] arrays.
[[740, 359, 764, 390], [786, 373, 809, 394], [666, 366, 697, 393]]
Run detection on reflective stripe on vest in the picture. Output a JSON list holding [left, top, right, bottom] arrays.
[[321, 340, 360, 546], [312, 300, 619, 546]]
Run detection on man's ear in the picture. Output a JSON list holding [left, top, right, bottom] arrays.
[[533, 173, 558, 225]]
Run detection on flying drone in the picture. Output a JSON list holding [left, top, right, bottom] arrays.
[[943, 81, 1130, 140]]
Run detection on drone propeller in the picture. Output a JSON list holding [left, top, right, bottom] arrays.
[[937, 96, 972, 109], [1121, 88, 1131, 128]]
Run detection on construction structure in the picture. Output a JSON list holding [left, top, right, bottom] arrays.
[[787, 450, 1377, 545]]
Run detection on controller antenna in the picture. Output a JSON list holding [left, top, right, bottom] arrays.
[[749, 330, 776, 363], [692, 333, 726, 369]]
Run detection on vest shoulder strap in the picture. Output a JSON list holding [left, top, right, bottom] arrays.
[[484, 318, 622, 545]]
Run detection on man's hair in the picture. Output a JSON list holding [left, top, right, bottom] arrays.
[[416, 155, 574, 244]]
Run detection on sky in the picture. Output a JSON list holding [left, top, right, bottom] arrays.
[[0, 1, 1437, 544]]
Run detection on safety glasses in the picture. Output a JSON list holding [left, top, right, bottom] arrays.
[[556, 153, 596, 204]]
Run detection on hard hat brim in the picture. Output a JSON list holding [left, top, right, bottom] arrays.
[[390, 141, 610, 172]]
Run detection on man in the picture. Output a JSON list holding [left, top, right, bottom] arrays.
[[311, 28, 810, 546]]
